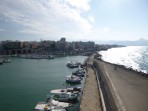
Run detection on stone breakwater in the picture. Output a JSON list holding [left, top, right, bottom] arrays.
[[81, 57, 128, 111], [93, 59, 119, 111], [93, 58, 148, 111], [80, 57, 148, 111]]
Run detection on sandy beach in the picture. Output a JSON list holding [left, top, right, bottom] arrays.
[[80, 60, 102, 111]]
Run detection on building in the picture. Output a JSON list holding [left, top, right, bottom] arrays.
[[3, 40, 21, 50], [60, 37, 66, 43], [55, 38, 67, 51]]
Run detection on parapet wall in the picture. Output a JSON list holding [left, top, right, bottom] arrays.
[[93, 60, 121, 111]]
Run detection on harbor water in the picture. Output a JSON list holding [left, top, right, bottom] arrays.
[[99, 46, 148, 73], [0, 56, 87, 111]]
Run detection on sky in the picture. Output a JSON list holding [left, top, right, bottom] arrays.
[[0, 0, 148, 42]]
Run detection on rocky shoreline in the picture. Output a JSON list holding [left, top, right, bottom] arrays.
[[101, 60, 148, 77], [94, 53, 148, 77]]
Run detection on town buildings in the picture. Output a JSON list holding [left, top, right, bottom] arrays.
[[0, 38, 118, 56]]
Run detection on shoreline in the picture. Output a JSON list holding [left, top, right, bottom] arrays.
[[94, 53, 148, 76], [101, 60, 148, 77]]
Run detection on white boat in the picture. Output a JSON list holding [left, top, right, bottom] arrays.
[[50, 88, 80, 95], [47, 99, 70, 107], [66, 75, 81, 84], [66, 86, 81, 92], [48, 55, 54, 59], [72, 69, 85, 77], [51, 106, 66, 111], [77, 68, 85, 73], [66, 61, 80, 68], [35, 100, 69, 111], [35, 104, 66, 111], [49, 89, 78, 102], [3, 59, 11, 63], [35, 102, 50, 111]]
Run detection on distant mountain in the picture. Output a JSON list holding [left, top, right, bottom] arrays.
[[98, 38, 148, 46]]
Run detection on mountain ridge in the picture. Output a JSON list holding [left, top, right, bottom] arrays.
[[97, 38, 148, 46]]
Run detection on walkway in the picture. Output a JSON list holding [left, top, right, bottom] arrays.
[[101, 61, 148, 111], [80, 60, 102, 111]]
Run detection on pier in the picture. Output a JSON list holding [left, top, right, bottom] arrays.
[[80, 60, 102, 111]]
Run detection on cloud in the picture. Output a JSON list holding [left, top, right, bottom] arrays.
[[66, 0, 91, 11], [0, 0, 92, 39]]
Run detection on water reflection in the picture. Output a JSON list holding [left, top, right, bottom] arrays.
[[100, 46, 148, 73]]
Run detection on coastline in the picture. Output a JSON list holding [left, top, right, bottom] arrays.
[[95, 52, 148, 76], [100, 59, 148, 77]]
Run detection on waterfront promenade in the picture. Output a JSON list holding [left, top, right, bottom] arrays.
[[95, 59, 148, 111], [80, 60, 102, 111]]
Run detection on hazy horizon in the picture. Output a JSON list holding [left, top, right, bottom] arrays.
[[0, 0, 148, 41]]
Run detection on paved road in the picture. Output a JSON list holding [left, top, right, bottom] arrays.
[[102, 61, 148, 111]]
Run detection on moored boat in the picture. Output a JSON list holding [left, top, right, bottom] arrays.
[[66, 86, 81, 92], [51, 106, 66, 111], [72, 69, 85, 77], [49, 89, 78, 102], [48, 55, 54, 59], [80, 62, 87, 68], [50, 88, 80, 95], [3, 59, 11, 63], [66, 75, 81, 84], [35, 102, 67, 111], [66, 61, 80, 68], [0, 60, 3, 65], [48, 99, 70, 108]]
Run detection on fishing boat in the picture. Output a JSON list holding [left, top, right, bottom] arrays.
[[72, 72, 85, 77], [47, 99, 70, 107], [66, 86, 81, 92], [66, 61, 80, 68], [66, 75, 81, 84], [80, 62, 87, 68], [3, 59, 11, 63], [72, 69, 85, 77], [35, 102, 67, 111], [48, 55, 54, 59], [0, 60, 3, 65], [78, 68, 85, 73], [49, 89, 78, 102], [49, 88, 80, 95], [51, 106, 66, 111]]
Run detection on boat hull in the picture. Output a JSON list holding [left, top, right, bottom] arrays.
[[52, 94, 78, 103]]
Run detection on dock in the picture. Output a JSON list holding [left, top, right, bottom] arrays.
[[80, 60, 102, 111]]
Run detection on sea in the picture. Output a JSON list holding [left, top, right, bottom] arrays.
[[99, 46, 148, 73], [0, 56, 87, 111]]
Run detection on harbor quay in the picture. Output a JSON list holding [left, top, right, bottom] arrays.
[[2, 51, 147, 111], [80, 60, 102, 111]]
